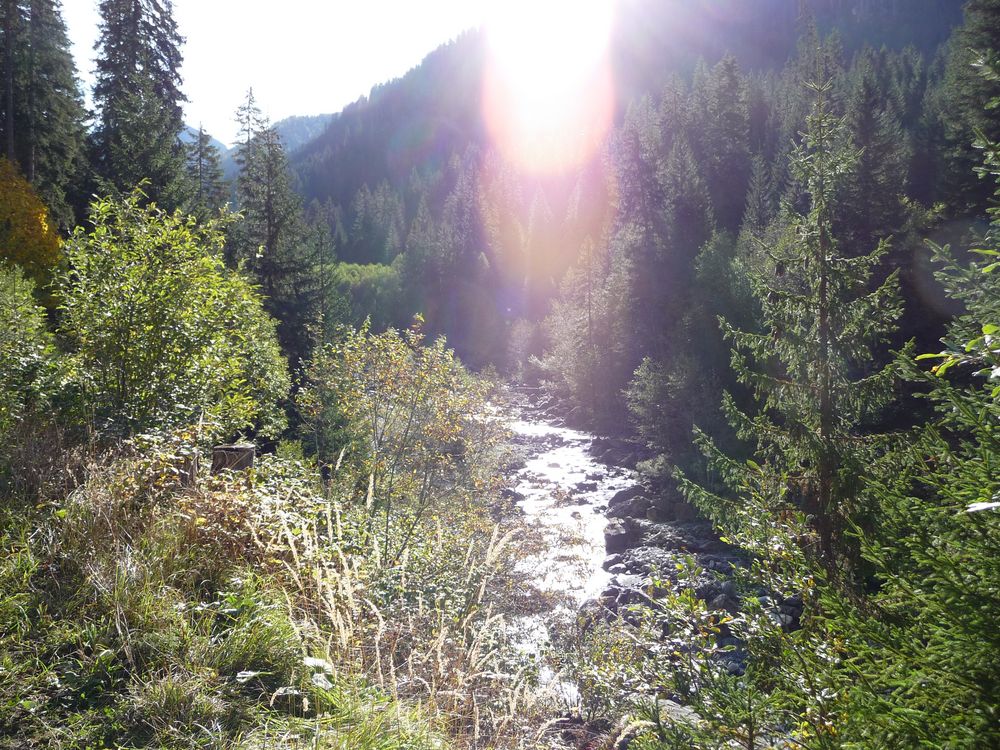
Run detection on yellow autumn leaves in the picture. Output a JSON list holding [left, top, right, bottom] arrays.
[[0, 157, 61, 287]]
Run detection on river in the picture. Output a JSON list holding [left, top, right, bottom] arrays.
[[504, 411, 640, 708], [504, 403, 749, 718]]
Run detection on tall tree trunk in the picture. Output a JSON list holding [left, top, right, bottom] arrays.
[[25, 0, 36, 181], [3, 0, 16, 163]]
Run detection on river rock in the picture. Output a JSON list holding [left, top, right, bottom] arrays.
[[619, 546, 682, 576], [779, 594, 803, 630], [602, 553, 623, 570], [591, 437, 639, 467], [611, 573, 644, 590], [696, 579, 737, 600], [708, 594, 740, 614], [607, 494, 652, 520], [608, 485, 646, 508], [703, 555, 739, 575], [639, 520, 728, 553], [604, 518, 641, 553], [616, 586, 655, 610]]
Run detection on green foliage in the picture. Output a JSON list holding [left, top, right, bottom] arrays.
[[845, 89, 1000, 745], [0, 263, 53, 442], [0, 0, 88, 229], [55, 190, 289, 438], [595, 65, 1000, 750], [0, 436, 457, 750], [299, 321, 501, 562], [294, 325, 532, 746], [331, 262, 407, 330], [91, 0, 188, 209], [686, 81, 903, 562], [937, 0, 1000, 211]]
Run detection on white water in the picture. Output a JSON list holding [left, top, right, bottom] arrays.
[[507, 416, 639, 703]]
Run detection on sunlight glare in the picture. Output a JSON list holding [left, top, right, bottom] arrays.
[[483, 0, 616, 174]]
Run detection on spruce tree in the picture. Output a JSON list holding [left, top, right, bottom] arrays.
[[683, 80, 903, 565], [611, 95, 670, 361], [840, 47, 910, 253], [92, 0, 188, 208], [0, 0, 86, 228], [3, 0, 17, 163], [937, 0, 1000, 211], [701, 54, 752, 230], [185, 124, 227, 220], [230, 90, 321, 367]]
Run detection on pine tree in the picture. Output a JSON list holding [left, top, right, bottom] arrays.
[[937, 0, 1000, 211], [230, 89, 321, 367], [840, 47, 910, 253], [683, 80, 903, 565], [542, 234, 630, 430], [612, 96, 670, 359], [185, 124, 227, 220], [742, 154, 777, 231], [701, 54, 752, 230], [3, 0, 17, 163], [92, 0, 188, 208], [0, 0, 86, 229]]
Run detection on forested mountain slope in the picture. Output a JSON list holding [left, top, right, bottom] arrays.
[[286, 0, 972, 384], [292, 0, 963, 218]]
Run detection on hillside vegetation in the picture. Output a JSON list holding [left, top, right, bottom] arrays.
[[1, 0, 998, 748]]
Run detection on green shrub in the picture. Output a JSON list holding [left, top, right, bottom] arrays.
[[55, 190, 290, 439], [0, 264, 55, 442]]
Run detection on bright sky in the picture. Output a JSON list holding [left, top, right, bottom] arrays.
[[63, 0, 487, 147]]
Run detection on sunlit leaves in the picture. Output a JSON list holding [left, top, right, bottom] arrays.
[[0, 158, 62, 290], [299, 320, 503, 564], [55, 190, 289, 438]]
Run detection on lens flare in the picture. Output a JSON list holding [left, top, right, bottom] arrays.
[[482, 0, 616, 175]]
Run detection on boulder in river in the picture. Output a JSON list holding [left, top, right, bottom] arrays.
[[602, 553, 624, 571], [608, 485, 646, 508], [604, 518, 640, 553], [607, 494, 652, 520], [709, 594, 740, 614]]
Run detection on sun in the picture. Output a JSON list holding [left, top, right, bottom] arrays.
[[482, 0, 616, 175]]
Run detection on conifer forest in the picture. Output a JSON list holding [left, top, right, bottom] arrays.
[[0, 1, 998, 748]]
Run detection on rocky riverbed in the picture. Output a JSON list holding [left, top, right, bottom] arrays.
[[506, 395, 763, 744], [509, 396, 746, 626]]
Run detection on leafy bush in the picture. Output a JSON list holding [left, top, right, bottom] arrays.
[[55, 190, 290, 439], [292, 323, 539, 743], [299, 320, 500, 561], [0, 264, 54, 442], [0, 158, 62, 290]]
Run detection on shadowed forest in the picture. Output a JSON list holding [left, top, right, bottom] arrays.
[[1, 0, 998, 748]]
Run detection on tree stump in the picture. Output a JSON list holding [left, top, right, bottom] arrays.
[[178, 452, 199, 488], [211, 444, 255, 474]]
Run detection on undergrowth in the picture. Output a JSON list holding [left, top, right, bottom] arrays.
[[0, 424, 536, 749]]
